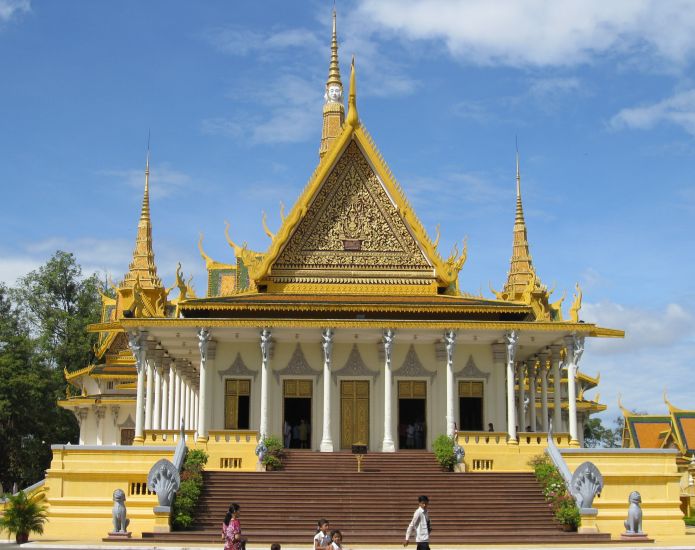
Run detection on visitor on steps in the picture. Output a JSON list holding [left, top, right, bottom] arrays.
[[271, 544, 281, 550], [314, 518, 331, 550], [329, 529, 343, 549], [404, 495, 430, 550], [223, 502, 246, 550]]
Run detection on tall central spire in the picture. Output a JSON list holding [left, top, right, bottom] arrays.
[[121, 145, 162, 291], [319, 8, 345, 158], [503, 147, 537, 298]]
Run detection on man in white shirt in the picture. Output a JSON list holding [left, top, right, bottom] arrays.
[[404, 495, 430, 550]]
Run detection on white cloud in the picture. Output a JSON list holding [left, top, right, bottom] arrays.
[[610, 89, 695, 135], [356, 0, 695, 68], [0, 0, 29, 22], [583, 300, 694, 352], [98, 163, 193, 199], [0, 256, 41, 286], [205, 27, 321, 56], [204, 74, 322, 145], [580, 300, 695, 419]]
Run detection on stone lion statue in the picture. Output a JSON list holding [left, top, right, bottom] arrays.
[[623, 490, 643, 534], [112, 488, 130, 534]]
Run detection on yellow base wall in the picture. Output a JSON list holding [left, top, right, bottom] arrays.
[[38, 430, 261, 541], [562, 449, 685, 538]]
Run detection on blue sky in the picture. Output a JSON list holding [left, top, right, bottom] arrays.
[[1, 0, 694, 423]]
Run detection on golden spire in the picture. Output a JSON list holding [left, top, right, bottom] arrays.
[[121, 144, 163, 291], [319, 8, 345, 158], [503, 145, 537, 298], [346, 56, 358, 128]]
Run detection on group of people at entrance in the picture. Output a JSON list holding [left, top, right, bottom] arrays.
[[398, 421, 426, 449], [284, 419, 310, 448], [222, 496, 431, 550]]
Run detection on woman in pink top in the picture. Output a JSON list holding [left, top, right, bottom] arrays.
[[223, 503, 244, 550]]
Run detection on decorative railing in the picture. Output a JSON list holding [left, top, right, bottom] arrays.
[[457, 431, 572, 447], [208, 430, 260, 444], [142, 429, 196, 444]]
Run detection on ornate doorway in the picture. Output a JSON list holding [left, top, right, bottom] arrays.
[[459, 380, 483, 431], [398, 380, 426, 449], [340, 380, 369, 449], [283, 379, 312, 448], [225, 378, 250, 429]]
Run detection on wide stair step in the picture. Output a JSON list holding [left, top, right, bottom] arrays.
[[142, 450, 611, 544]]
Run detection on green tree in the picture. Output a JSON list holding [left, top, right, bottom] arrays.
[[583, 416, 623, 448], [0, 283, 76, 489], [12, 251, 101, 371]]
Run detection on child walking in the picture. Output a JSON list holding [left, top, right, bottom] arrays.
[[329, 529, 343, 550], [313, 518, 331, 550]]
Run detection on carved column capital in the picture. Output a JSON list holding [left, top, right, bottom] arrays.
[[74, 406, 89, 425], [444, 330, 456, 365], [260, 328, 272, 363], [382, 328, 395, 366], [127, 330, 148, 375], [321, 328, 334, 365], [111, 405, 120, 426], [198, 327, 213, 362], [549, 343, 563, 363], [505, 330, 519, 365]]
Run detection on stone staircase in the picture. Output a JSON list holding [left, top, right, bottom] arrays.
[[142, 450, 611, 544]]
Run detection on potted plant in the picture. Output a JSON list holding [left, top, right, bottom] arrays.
[[0, 491, 48, 543], [433, 434, 457, 471], [258, 435, 285, 471]]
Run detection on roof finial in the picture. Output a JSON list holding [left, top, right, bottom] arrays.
[[319, 7, 345, 158], [346, 56, 359, 127], [501, 140, 537, 299], [326, 7, 342, 90], [141, 131, 151, 222]]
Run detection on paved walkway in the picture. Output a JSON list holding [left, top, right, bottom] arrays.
[[3, 534, 694, 550]]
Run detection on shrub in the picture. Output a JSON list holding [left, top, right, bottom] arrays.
[[433, 434, 457, 471], [172, 449, 208, 530], [685, 516, 695, 527], [529, 454, 581, 531], [0, 491, 48, 543], [260, 435, 285, 471]]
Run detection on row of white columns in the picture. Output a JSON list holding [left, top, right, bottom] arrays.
[[504, 331, 584, 446], [128, 327, 584, 449], [127, 331, 201, 443]]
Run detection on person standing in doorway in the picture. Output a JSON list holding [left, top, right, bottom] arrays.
[[404, 495, 430, 550], [299, 418, 309, 449], [283, 420, 291, 448]]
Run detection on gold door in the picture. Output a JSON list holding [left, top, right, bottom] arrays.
[[225, 379, 250, 429], [341, 380, 369, 449]]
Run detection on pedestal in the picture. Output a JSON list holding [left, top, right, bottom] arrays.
[[620, 532, 652, 542], [578, 508, 598, 533], [454, 462, 466, 473], [153, 506, 171, 533], [103, 532, 132, 541]]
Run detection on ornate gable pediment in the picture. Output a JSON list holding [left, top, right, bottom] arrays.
[[332, 344, 380, 382], [218, 352, 257, 380], [455, 354, 490, 381], [393, 344, 436, 379], [273, 344, 321, 382], [270, 140, 434, 287]]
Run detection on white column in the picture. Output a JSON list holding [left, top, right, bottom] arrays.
[[184, 379, 191, 430], [564, 334, 584, 447], [444, 330, 457, 437], [76, 408, 89, 445], [127, 331, 147, 443], [320, 328, 335, 452], [259, 328, 272, 438], [504, 331, 518, 443], [517, 362, 527, 431], [382, 329, 396, 452], [529, 360, 537, 431], [539, 351, 549, 432], [161, 360, 169, 430], [193, 391, 198, 432], [152, 356, 162, 431], [491, 343, 507, 433], [168, 363, 176, 430], [197, 328, 214, 442], [145, 354, 155, 431], [173, 366, 181, 429], [550, 345, 563, 433], [94, 405, 106, 445]]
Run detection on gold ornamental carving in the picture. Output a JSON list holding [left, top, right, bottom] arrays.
[[273, 141, 432, 276]]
